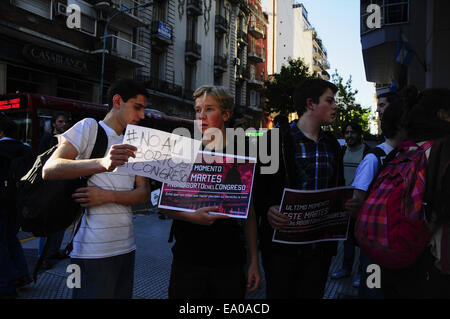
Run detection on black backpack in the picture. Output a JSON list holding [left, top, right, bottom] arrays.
[[16, 122, 107, 280]]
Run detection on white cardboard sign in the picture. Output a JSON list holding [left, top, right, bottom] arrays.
[[116, 125, 201, 187]]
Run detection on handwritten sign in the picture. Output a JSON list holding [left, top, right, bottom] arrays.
[[272, 186, 354, 244], [158, 151, 256, 219], [116, 125, 202, 187]]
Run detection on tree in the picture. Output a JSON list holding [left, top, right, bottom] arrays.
[[330, 70, 372, 138], [263, 57, 313, 116]]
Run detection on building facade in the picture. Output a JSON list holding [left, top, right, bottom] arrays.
[[264, 0, 330, 80], [360, 0, 450, 90], [1, 0, 267, 124]]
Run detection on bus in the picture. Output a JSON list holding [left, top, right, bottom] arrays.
[[0, 93, 194, 153]]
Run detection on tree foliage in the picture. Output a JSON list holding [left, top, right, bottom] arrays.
[[263, 57, 312, 116], [330, 70, 372, 138], [263, 60, 372, 137]]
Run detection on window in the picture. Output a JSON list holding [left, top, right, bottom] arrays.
[[67, 0, 97, 36], [80, 13, 95, 35], [384, 0, 409, 24], [153, 0, 166, 21], [215, 0, 224, 16], [360, 0, 409, 34], [214, 74, 222, 86], [187, 15, 197, 42], [151, 51, 163, 79], [185, 63, 196, 92], [12, 0, 52, 19]]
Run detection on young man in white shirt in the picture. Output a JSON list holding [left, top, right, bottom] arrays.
[[43, 79, 150, 298], [346, 99, 406, 298]]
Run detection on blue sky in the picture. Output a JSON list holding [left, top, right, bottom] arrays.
[[263, 0, 376, 113]]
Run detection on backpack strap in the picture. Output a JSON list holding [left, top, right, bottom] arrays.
[[364, 147, 387, 169]]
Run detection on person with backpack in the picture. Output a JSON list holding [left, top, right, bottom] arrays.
[[0, 114, 34, 298], [42, 79, 150, 299], [372, 88, 450, 298], [37, 112, 69, 270], [346, 96, 407, 298], [254, 78, 344, 298], [330, 122, 369, 288]]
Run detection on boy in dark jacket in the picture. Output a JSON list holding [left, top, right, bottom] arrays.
[[254, 78, 344, 298]]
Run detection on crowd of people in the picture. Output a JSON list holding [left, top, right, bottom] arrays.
[[1, 77, 449, 299]]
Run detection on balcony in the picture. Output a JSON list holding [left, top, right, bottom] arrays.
[[95, 34, 148, 66], [139, 75, 183, 98], [312, 60, 323, 73], [214, 55, 228, 74], [237, 30, 248, 45], [247, 44, 264, 63], [185, 40, 202, 63], [95, 0, 147, 28], [360, 1, 413, 83], [215, 15, 228, 34], [246, 67, 264, 88], [248, 20, 265, 39], [151, 21, 173, 47], [187, 0, 202, 16]]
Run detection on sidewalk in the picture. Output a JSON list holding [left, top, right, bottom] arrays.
[[16, 213, 359, 299]]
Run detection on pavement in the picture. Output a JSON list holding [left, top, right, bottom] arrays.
[[15, 212, 360, 299]]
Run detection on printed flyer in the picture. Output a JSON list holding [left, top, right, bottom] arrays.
[[158, 151, 256, 218], [272, 186, 354, 244]]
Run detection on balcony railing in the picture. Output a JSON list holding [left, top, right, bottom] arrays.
[[248, 20, 265, 39], [247, 44, 264, 63], [360, 0, 410, 35], [187, 0, 202, 16], [139, 75, 183, 98], [151, 21, 173, 46], [246, 66, 264, 87], [99, 34, 148, 62], [185, 40, 202, 61], [98, 0, 147, 27], [214, 55, 228, 73], [215, 15, 228, 34]]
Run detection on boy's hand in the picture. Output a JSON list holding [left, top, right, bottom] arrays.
[[101, 144, 137, 171]]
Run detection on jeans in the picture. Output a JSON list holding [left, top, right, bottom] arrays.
[[0, 212, 30, 293], [38, 230, 65, 258], [342, 240, 363, 275], [70, 250, 135, 299], [261, 248, 333, 298]]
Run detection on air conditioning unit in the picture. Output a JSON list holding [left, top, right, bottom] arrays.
[[55, 2, 68, 16]]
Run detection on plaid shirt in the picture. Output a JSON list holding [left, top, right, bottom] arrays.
[[290, 121, 336, 190]]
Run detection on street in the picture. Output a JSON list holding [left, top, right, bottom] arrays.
[[17, 212, 359, 299]]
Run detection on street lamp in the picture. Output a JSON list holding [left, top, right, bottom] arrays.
[[99, 1, 153, 104]]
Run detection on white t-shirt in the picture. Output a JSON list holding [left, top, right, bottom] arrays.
[[352, 142, 394, 192], [62, 118, 136, 259]]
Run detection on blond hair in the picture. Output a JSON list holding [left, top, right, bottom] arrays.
[[193, 85, 233, 113]]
